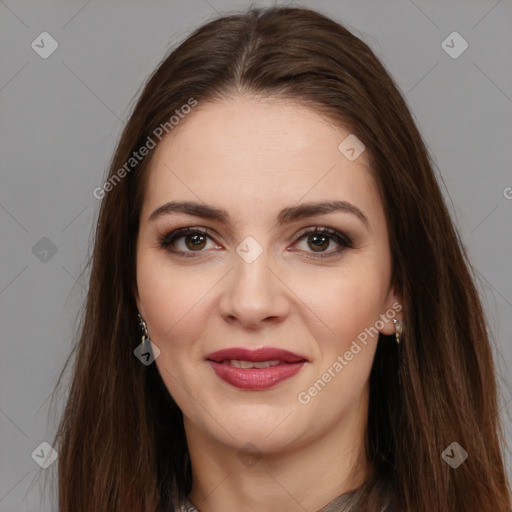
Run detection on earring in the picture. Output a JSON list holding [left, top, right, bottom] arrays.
[[138, 313, 151, 344], [135, 313, 161, 365], [393, 318, 403, 345]]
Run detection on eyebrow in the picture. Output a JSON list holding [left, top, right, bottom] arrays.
[[148, 199, 370, 230]]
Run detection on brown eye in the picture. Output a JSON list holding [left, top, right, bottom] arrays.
[[184, 233, 207, 251], [294, 227, 353, 259], [159, 226, 353, 260], [307, 233, 330, 252], [159, 227, 219, 257]]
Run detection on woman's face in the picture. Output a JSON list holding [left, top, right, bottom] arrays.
[[135, 96, 401, 453]]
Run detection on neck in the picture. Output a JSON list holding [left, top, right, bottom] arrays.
[[185, 387, 371, 512]]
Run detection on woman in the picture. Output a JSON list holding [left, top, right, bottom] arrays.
[[52, 6, 511, 511]]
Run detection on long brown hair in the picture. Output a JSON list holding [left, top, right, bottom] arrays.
[[51, 6, 511, 511]]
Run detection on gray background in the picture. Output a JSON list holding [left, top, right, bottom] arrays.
[[1, 0, 511, 510]]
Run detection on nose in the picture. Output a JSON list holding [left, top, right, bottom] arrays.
[[218, 248, 290, 329]]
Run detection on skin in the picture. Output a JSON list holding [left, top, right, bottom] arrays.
[[134, 95, 403, 512]]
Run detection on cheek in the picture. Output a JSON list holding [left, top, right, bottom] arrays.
[[135, 253, 209, 345], [293, 261, 389, 350], [329, 281, 383, 340], [136, 255, 208, 405], [292, 266, 386, 419]]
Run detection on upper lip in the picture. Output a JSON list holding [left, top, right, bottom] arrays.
[[205, 347, 308, 363]]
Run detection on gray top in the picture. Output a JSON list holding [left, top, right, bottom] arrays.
[[177, 487, 397, 512]]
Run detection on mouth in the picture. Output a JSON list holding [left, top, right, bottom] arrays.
[[205, 347, 309, 390]]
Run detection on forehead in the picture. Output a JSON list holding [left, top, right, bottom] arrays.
[[141, 96, 383, 229]]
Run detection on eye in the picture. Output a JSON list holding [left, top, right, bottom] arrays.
[[292, 227, 353, 259], [158, 226, 353, 259], [158, 227, 220, 258]]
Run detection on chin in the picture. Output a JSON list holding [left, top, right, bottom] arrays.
[[207, 410, 307, 452]]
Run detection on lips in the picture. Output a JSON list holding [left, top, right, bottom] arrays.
[[205, 347, 309, 390], [206, 347, 307, 363]]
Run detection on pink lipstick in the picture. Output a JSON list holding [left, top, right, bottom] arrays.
[[205, 347, 308, 390]]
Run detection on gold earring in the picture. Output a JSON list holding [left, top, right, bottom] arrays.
[[393, 318, 403, 345]]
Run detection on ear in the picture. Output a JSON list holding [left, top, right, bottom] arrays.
[[378, 285, 404, 336]]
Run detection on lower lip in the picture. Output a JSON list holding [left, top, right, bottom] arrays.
[[207, 361, 307, 390]]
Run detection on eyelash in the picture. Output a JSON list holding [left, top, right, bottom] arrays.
[[158, 226, 354, 260]]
